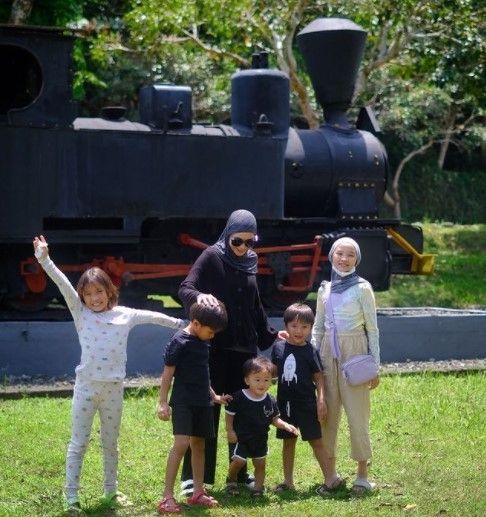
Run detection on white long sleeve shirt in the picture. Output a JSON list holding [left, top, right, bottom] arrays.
[[311, 280, 380, 366], [39, 256, 184, 381]]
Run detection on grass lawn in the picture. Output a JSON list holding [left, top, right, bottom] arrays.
[[1, 372, 485, 516], [375, 223, 486, 309]]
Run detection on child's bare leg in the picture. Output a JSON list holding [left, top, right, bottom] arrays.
[[252, 457, 266, 491], [326, 456, 340, 485], [164, 435, 190, 498], [282, 438, 297, 487], [189, 437, 205, 495], [308, 438, 332, 483], [228, 457, 246, 482]]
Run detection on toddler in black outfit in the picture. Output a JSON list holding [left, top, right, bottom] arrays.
[[225, 356, 298, 496]]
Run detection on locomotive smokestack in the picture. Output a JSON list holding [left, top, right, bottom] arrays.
[[297, 18, 367, 116]]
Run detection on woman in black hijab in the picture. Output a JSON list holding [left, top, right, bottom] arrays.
[[178, 209, 278, 495]]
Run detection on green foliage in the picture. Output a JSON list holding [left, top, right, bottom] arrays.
[[399, 164, 486, 223], [1, 374, 485, 516]]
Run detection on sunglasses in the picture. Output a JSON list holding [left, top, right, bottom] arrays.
[[230, 237, 258, 249]]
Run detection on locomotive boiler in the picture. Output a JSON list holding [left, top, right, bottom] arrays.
[[0, 18, 434, 316]]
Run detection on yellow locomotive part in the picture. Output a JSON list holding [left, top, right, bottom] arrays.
[[386, 227, 436, 275]]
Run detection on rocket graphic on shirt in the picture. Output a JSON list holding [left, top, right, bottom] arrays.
[[282, 353, 297, 385]]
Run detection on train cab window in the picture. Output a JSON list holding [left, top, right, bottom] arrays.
[[0, 45, 42, 115]]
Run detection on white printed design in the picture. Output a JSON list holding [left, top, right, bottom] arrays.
[[282, 353, 297, 385], [263, 403, 274, 418]]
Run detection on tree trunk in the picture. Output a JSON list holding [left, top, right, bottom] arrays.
[[437, 111, 457, 169], [9, 0, 34, 24], [390, 140, 437, 219]]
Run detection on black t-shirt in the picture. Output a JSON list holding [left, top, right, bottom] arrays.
[[271, 340, 323, 402], [164, 329, 211, 406], [225, 389, 279, 442]]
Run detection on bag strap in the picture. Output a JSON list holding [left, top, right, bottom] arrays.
[[327, 292, 341, 360]]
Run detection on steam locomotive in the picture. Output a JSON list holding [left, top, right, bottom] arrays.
[[0, 18, 433, 316]]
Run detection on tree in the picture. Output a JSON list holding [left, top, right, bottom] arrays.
[[9, 0, 33, 24]]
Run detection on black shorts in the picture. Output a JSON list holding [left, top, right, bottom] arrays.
[[232, 436, 268, 461], [276, 399, 321, 441], [171, 404, 215, 438]]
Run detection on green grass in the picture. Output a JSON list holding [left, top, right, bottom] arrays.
[[376, 223, 486, 309], [1, 373, 485, 516]]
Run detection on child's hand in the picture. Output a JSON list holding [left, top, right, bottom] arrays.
[[157, 402, 171, 421], [285, 423, 299, 436], [277, 330, 289, 341], [33, 235, 49, 260], [317, 399, 327, 422], [226, 429, 237, 444], [369, 376, 380, 390], [214, 393, 232, 406]]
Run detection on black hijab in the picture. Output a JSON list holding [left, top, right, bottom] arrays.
[[213, 209, 258, 274]]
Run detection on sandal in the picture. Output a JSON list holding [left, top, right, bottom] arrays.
[[226, 481, 240, 496], [250, 487, 265, 497], [316, 476, 346, 496], [187, 490, 218, 507], [273, 483, 295, 493], [351, 479, 376, 495], [157, 496, 181, 514]]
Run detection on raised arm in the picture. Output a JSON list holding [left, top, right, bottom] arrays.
[[128, 308, 185, 330], [33, 235, 82, 316]]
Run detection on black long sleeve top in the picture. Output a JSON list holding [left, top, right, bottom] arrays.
[[178, 246, 277, 354]]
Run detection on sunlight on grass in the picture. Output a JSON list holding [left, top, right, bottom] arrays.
[[1, 373, 485, 516]]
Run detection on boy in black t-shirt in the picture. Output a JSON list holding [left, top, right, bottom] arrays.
[[225, 356, 298, 496], [271, 303, 330, 492], [157, 302, 229, 514]]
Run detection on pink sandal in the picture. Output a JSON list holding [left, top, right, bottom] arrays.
[[157, 496, 181, 514], [187, 490, 218, 507]]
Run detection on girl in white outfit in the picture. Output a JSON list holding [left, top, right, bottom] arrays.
[[33, 235, 184, 513], [311, 237, 380, 495]]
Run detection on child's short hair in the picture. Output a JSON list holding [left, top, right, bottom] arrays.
[[283, 302, 315, 325], [189, 301, 228, 333], [242, 356, 273, 377], [76, 267, 118, 309]]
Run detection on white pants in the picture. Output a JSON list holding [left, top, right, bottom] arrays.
[[65, 378, 124, 501]]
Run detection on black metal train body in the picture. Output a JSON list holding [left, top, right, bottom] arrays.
[[0, 18, 432, 315]]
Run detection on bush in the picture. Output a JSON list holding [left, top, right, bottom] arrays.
[[397, 164, 486, 223]]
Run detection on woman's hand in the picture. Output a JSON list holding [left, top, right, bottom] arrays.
[[369, 376, 380, 390], [196, 293, 219, 307], [33, 235, 49, 260]]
